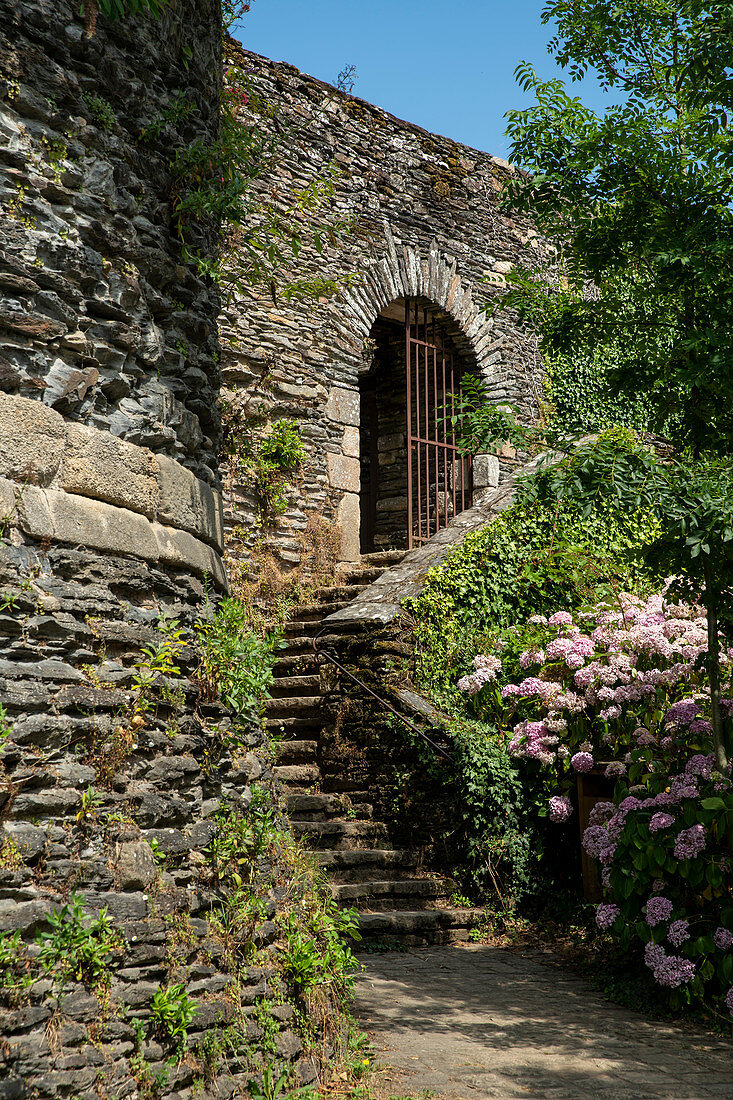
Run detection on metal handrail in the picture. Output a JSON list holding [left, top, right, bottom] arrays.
[[312, 625, 455, 763]]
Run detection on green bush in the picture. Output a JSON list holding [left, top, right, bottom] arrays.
[[36, 893, 119, 988], [408, 464, 655, 697], [195, 597, 281, 718]]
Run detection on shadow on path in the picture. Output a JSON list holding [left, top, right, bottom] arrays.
[[355, 944, 733, 1100]]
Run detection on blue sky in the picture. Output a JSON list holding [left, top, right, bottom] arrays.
[[231, 1, 610, 159]]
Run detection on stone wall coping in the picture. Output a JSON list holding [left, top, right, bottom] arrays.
[[231, 41, 519, 174], [323, 452, 551, 627], [0, 393, 223, 553], [0, 476, 227, 590]]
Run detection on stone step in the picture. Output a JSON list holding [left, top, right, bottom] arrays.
[[285, 792, 351, 819], [268, 674, 321, 697], [315, 848, 419, 880], [283, 621, 322, 640], [331, 878, 455, 908], [273, 763, 320, 785], [272, 653, 320, 676], [266, 715, 322, 736], [356, 907, 484, 944], [337, 565, 384, 587], [266, 695, 322, 717], [273, 739, 318, 763], [290, 819, 389, 850], [315, 584, 368, 604], [361, 550, 406, 566], [288, 599, 350, 623]]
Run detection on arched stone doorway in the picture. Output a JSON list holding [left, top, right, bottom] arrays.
[[359, 296, 473, 554]]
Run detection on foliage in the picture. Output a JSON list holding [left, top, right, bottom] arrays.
[[171, 45, 355, 302], [206, 791, 280, 888], [521, 433, 733, 769], [544, 347, 654, 436], [222, 404, 306, 522], [0, 931, 34, 1004], [408, 444, 656, 695], [450, 724, 537, 905], [584, 744, 733, 1016], [35, 893, 119, 988], [150, 981, 198, 1048], [280, 900, 360, 1000], [502, 1, 733, 455], [195, 597, 280, 718], [81, 0, 166, 36], [248, 1061, 316, 1100]]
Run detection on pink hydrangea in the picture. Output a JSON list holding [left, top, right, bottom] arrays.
[[548, 795, 573, 823], [649, 813, 675, 833], [548, 611, 574, 626], [571, 751, 594, 773], [645, 896, 673, 926], [673, 824, 706, 860], [714, 927, 733, 950], [595, 903, 619, 930]]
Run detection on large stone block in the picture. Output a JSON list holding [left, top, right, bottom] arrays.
[[156, 454, 224, 551], [472, 453, 500, 489], [0, 393, 66, 487], [325, 386, 359, 427], [337, 492, 360, 562], [152, 522, 227, 590], [342, 426, 360, 458], [59, 424, 159, 519], [327, 453, 360, 493], [45, 488, 160, 560]]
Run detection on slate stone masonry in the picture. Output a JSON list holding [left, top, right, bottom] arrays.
[[222, 39, 548, 570], [0, 5, 315, 1096]]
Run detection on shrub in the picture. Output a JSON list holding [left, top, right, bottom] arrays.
[[36, 893, 119, 988], [195, 597, 281, 717]]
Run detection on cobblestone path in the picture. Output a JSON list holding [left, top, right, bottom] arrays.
[[356, 945, 733, 1100]]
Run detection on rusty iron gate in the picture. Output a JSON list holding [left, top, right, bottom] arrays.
[[405, 298, 472, 548]]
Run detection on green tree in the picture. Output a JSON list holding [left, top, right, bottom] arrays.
[[467, 2, 733, 769]]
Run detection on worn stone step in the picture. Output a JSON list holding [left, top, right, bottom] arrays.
[[285, 792, 350, 819], [331, 878, 455, 908], [272, 653, 320, 676], [337, 566, 384, 586], [273, 763, 320, 785], [315, 848, 419, 880], [266, 715, 322, 735], [268, 674, 321, 697], [266, 695, 322, 717], [290, 819, 389, 850], [273, 739, 318, 763], [288, 599, 350, 623], [315, 584, 368, 604], [356, 907, 484, 943], [361, 550, 406, 566], [282, 621, 322, 640]]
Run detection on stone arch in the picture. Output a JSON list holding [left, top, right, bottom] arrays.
[[327, 238, 503, 557], [339, 237, 500, 388]]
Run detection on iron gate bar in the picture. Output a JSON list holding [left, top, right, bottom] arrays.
[[405, 298, 472, 549]]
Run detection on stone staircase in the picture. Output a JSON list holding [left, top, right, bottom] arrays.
[[266, 551, 484, 946]]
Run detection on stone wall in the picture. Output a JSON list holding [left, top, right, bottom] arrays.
[[0, 5, 332, 1096], [221, 38, 548, 575]]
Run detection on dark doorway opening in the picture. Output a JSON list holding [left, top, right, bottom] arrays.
[[359, 298, 473, 555]]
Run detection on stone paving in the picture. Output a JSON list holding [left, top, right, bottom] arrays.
[[356, 945, 733, 1100]]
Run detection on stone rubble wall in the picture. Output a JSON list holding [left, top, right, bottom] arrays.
[[221, 39, 548, 571], [0, 5, 321, 1097]]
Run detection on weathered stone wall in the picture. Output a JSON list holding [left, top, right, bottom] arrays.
[[0, 6, 328, 1096], [221, 38, 548, 573]]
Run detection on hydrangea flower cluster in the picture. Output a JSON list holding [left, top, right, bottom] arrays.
[[457, 654, 502, 695], [644, 942, 697, 988]]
